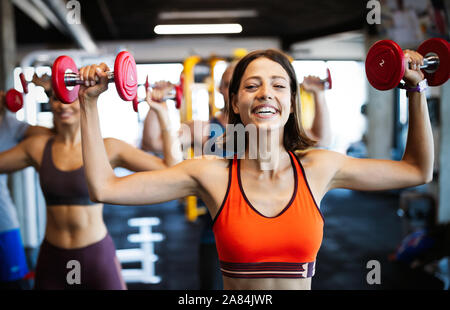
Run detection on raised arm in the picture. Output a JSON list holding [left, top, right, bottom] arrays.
[[141, 108, 164, 153], [78, 63, 197, 205], [301, 76, 332, 147], [105, 137, 166, 171], [326, 50, 433, 192], [143, 81, 183, 166]]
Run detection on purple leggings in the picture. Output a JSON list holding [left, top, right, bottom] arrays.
[[34, 233, 126, 290]]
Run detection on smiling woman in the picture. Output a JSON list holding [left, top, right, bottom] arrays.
[[224, 49, 316, 155], [0, 81, 182, 289], [77, 48, 434, 290]]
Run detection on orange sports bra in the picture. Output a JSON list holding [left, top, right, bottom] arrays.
[[212, 151, 324, 279]]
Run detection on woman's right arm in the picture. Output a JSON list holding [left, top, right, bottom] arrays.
[[301, 76, 332, 147], [78, 63, 199, 205], [141, 108, 164, 153]]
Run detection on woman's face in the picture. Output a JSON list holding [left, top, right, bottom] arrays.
[[232, 57, 292, 131], [51, 95, 80, 126]]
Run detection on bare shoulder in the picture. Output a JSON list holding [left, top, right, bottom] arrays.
[[178, 156, 228, 188], [181, 156, 229, 206], [296, 148, 345, 167], [183, 155, 228, 175], [103, 137, 134, 153], [103, 137, 124, 148], [23, 133, 54, 167], [24, 133, 53, 149], [292, 149, 348, 201], [295, 148, 347, 185]]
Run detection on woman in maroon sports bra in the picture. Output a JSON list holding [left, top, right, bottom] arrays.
[[0, 85, 181, 289]]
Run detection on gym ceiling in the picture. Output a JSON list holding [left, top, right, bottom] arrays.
[[14, 0, 368, 50]]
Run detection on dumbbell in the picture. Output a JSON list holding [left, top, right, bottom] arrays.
[[366, 38, 449, 90], [51, 51, 138, 104], [4, 73, 30, 112], [4, 89, 23, 113], [132, 75, 184, 112], [321, 68, 332, 90]]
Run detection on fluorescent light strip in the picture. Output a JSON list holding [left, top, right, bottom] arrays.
[[158, 10, 258, 20], [12, 0, 50, 29], [154, 24, 243, 35]]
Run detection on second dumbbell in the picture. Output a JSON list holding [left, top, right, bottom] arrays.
[[52, 51, 138, 104], [133, 77, 183, 112]]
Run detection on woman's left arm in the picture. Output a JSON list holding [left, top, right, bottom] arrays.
[[329, 50, 433, 191]]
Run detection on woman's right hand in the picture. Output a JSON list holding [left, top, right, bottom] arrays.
[[78, 63, 110, 103]]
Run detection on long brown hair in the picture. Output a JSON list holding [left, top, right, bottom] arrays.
[[223, 49, 316, 154]]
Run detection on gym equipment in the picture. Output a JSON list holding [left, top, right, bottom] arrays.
[[394, 229, 436, 264], [51, 51, 138, 104], [132, 75, 184, 112], [19, 73, 29, 94], [116, 217, 164, 284], [5, 89, 23, 113], [182, 56, 208, 222], [365, 38, 449, 90], [418, 38, 450, 87], [321, 68, 332, 90], [4, 73, 31, 112]]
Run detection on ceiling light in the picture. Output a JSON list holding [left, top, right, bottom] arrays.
[[154, 24, 243, 35], [158, 10, 258, 20]]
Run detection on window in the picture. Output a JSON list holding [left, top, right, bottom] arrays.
[[292, 60, 367, 153]]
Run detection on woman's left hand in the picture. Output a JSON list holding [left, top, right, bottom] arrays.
[[403, 50, 425, 87], [78, 63, 110, 102]]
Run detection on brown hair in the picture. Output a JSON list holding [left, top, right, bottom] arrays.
[[223, 49, 316, 154]]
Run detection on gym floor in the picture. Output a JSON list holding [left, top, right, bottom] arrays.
[[102, 188, 445, 290]]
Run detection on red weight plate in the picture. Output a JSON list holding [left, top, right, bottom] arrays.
[[326, 68, 332, 90], [132, 97, 139, 113], [366, 40, 405, 90], [417, 38, 450, 87], [20, 73, 28, 94], [52, 56, 79, 104], [5, 89, 23, 113], [114, 51, 138, 102], [175, 85, 183, 109]]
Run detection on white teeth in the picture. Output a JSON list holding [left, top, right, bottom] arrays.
[[254, 106, 276, 114]]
